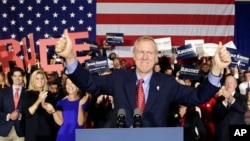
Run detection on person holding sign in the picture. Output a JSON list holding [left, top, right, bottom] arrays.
[[55, 29, 231, 127]]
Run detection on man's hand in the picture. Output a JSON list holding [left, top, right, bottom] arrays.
[[55, 29, 76, 64], [211, 42, 231, 76], [10, 110, 20, 121]]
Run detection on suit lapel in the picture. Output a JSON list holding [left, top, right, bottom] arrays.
[[124, 71, 137, 109], [17, 88, 25, 110], [144, 73, 161, 113], [6, 87, 15, 110]]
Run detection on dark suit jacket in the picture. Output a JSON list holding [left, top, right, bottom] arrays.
[[0, 86, 26, 137], [167, 107, 207, 141], [68, 62, 220, 127], [212, 92, 247, 141]]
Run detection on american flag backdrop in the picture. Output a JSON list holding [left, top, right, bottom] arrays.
[[96, 0, 235, 60], [1, 0, 235, 64], [0, 0, 96, 58]]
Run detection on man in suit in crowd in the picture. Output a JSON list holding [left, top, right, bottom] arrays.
[[213, 74, 247, 141], [55, 29, 231, 127], [0, 67, 26, 141]]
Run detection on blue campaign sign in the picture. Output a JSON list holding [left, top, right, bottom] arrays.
[[106, 33, 124, 46], [179, 64, 200, 80], [228, 48, 249, 70], [176, 44, 197, 60], [85, 56, 109, 73]]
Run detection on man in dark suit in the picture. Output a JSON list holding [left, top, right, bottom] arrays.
[[213, 74, 247, 141], [55, 29, 231, 127], [0, 67, 26, 141]]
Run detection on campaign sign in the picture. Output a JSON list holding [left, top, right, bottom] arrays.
[[179, 64, 200, 80], [185, 39, 204, 56], [85, 56, 109, 73], [154, 37, 172, 57], [203, 43, 218, 56], [106, 33, 124, 46], [176, 44, 197, 60], [228, 48, 249, 70]]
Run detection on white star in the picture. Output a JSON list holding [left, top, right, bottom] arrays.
[[27, 5, 33, 11], [78, 19, 84, 24], [79, 6, 84, 11], [53, 12, 58, 18], [27, 19, 32, 25], [61, 19, 67, 25], [44, 5, 50, 11], [19, 26, 24, 32], [53, 26, 58, 31], [53, 0, 58, 4], [62, 5, 67, 11], [19, 13, 24, 18], [36, 26, 41, 31], [10, 20, 16, 25], [20, 41, 23, 46], [44, 33, 50, 38], [36, 12, 41, 18], [36, 41, 40, 45], [70, 0, 76, 4], [36, 0, 41, 4], [44, 19, 50, 25], [87, 0, 93, 4], [52, 54, 57, 59], [2, 27, 8, 32], [19, 0, 24, 4], [10, 6, 16, 11], [87, 12, 92, 18], [3, 0, 7, 4], [70, 12, 75, 18], [27, 48, 31, 52], [11, 34, 16, 39], [2, 13, 7, 18], [87, 26, 92, 31], [70, 26, 75, 31], [19, 55, 24, 60]]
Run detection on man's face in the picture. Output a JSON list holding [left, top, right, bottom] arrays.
[[11, 71, 24, 86], [49, 84, 58, 93], [225, 76, 237, 93], [245, 73, 250, 82], [133, 40, 158, 75]]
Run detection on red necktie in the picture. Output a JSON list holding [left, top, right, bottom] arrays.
[[136, 79, 145, 112], [14, 88, 19, 109]]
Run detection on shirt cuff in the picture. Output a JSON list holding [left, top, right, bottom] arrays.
[[18, 113, 22, 120], [6, 113, 10, 121], [208, 72, 222, 87], [64, 59, 78, 74]]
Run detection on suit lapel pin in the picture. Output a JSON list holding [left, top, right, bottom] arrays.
[[156, 86, 160, 91]]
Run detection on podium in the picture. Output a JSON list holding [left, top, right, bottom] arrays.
[[76, 127, 183, 141]]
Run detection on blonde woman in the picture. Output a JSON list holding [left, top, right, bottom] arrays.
[[23, 69, 56, 141], [0, 71, 9, 89], [43, 77, 89, 141]]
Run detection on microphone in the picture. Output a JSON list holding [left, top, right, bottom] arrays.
[[116, 108, 126, 128], [133, 108, 142, 128]]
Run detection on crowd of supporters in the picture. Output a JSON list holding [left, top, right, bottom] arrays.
[[1, 41, 250, 141]]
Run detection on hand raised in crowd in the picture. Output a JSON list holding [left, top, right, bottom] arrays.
[[79, 93, 90, 106], [218, 86, 235, 103], [211, 42, 231, 76], [55, 29, 76, 64], [38, 91, 48, 103]]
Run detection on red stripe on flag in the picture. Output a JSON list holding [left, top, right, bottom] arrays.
[[97, 14, 234, 25]]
